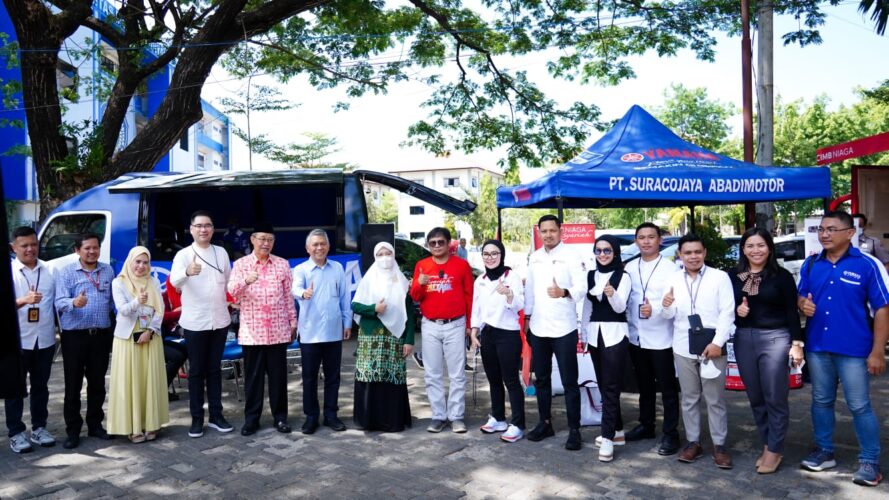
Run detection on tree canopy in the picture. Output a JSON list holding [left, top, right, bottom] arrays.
[[0, 0, 876, 215]]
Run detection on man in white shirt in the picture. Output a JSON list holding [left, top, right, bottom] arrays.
[[524, 215, 587, 450], [663, 233, 735, 469], [625, 223, 681, 456], [170, 210, 234, 438], [6, 227, 56, 453]]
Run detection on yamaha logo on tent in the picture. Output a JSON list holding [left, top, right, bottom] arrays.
[[621, 153, 644, 162]]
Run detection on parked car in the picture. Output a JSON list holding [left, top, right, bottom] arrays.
[[774, 233, 806, 283]]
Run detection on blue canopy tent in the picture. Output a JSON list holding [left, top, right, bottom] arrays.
[[496, 105, 831, 217]]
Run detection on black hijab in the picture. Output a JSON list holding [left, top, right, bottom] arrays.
[[482, 239, 509, 281], [592, 235, 624, 290]]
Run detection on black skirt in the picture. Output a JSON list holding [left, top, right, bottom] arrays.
[[353, 381, 412, 432]]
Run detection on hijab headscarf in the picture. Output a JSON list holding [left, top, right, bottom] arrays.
[[352, 242, 410, 338], [482, 239, 510, 281], [594, 235, 625, 290], [117, 246, 163, 314]]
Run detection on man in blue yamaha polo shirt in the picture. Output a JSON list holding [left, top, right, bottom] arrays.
[[797, 211, 889, 487]]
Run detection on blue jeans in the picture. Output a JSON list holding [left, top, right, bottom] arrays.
[[808, 350, 881, 464]]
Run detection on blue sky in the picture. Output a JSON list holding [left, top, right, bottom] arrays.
[[201, 2, 889, 176]]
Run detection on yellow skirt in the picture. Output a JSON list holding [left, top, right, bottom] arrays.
[[107, 334, 169, 435]]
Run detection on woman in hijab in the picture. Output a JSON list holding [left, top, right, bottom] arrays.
[[351, 242, 415, 432], [469, 239, 525, 443], [730, 227, 802, 474], [585, 235, 632, 462], [108, 246, 169, 443]]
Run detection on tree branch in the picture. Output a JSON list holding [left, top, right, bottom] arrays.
[[250, 40, 386, 89]]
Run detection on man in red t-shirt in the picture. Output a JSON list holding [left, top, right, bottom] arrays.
[[410, 227, 474, 434]]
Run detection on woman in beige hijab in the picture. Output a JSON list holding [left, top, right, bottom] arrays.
[[108, 247, 169, 442]]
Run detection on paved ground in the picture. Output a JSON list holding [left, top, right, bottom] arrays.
[[1, 336, 887, 499]]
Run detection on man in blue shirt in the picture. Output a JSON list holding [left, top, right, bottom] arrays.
[[292, 229, 351, 434], [798, 211, 889, 487], [54, 233, 116, 449]]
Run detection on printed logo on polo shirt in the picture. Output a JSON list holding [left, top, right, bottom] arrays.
[[426, 274, 454, 293], [843, 270, 862, 280]]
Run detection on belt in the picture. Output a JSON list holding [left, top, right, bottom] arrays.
[[64, 328, 111, 335], [426, 315, 464, 325]]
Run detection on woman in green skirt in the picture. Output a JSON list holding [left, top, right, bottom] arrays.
[[351, 242, 415, 431]]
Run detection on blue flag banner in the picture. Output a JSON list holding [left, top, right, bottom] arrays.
[[496, 105, 831, 209]]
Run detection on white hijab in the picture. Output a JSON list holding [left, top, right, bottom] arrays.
[[352, 242, 410, 338]]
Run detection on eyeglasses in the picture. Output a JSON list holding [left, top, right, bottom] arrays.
[[593, 248, 613, 255], [191, 224, 214, 230], [253, 236, 275, 243], [482, 251, 501, 259], [427, 239, 447, 248], [816, 226, 853, 235]]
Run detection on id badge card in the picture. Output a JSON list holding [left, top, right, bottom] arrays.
[[27, 307, 39, 323]]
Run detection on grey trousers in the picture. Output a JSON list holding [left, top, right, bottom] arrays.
[[733, 327, 791, 453], [674, 354, 728, 446]]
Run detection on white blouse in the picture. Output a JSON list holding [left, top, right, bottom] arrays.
[[470, 269, 525, 331]]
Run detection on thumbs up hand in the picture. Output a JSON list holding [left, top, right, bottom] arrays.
[[417, 273, 430, 286], [245, 265, 259, 285], [640, 297, 652, 318], [138, 286, 148, 304], [73, 291, 88, 308], [302, 280, 314, 300], [375, 297, 387, 314], [801, 292, 816, 317], [25, 288, 42, 305], [187, 254, 202, 276], [737, 296, 750, 317], [603, 282, 615, 298], [662, 287, 675, 308], [547, 277, 564, 299]]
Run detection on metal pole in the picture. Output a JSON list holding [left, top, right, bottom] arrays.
[[557, 198, 564, 222], [742, 0, 755, 229], [689, 205, 696, 234], [497, 208, 502, 241]]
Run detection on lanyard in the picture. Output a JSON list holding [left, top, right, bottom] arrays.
[[638, 256, 662, 300], [683, 267, 705, 315], [20, 267, 41, 292], [193, 245, 223, 274], [80, 268, 101, 290]]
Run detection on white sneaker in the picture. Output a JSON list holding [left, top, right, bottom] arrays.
[[9, 432, 33, 454], [595, 430, 625, 447], [479, 416, 508, 434], [500, 425, 524, 443], [598, 438, 614, 462], [29, 427, 56, 447]]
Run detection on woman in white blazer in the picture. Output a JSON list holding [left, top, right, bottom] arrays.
[[107, 246, 169, 443]]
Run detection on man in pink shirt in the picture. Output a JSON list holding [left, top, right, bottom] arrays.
[[228, 225, 297, 435]]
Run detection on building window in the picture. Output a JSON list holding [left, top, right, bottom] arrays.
[[179, 132, 189, 151], [409, 232, 425, 240], [471, 177, 479, 188], [444, 177, 460, 188], [56, 60, 77, 93], [409, 206, 425, 215]]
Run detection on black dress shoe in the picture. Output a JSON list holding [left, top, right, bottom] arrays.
[[241, 424, 258, 436], [658, 434, 681, 456], [625, 424, 656, 442], [87, 427, 111, 440], [301, 418, 319, 435], [324, 417, 347, 432], [526, 421, 555, 442], [275, 421, 292, 434], [63, 435, 80, 450], [565, 428, 582, 451]]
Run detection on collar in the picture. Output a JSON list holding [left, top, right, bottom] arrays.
[[685, 264, 707, 280], [814, 245, 858, 262], [77, 260, 102, 273], [543, 241, 564, 255], [12, 258, 42, 273], [252, 252, 273, 266], [308, 258, 329, 270]]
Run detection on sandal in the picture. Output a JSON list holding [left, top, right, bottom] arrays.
[[129, 434, 146, 443], [146, 431, 157, 441]]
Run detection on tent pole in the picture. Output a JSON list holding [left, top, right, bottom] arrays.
[[689, 205, 696, 234], [497, 208, 502, 241], [557, 198, 564, 221]]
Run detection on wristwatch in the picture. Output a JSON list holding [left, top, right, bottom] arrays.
[[792, 341, 805, 348]]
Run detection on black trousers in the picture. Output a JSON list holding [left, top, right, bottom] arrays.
[[243, 343, 289, 427], [480, 326, 525, 429], [628, 343, 680, 438], [588, 331, 628, 440], [300, 341, 342, 419], [61, 329, 112, 436], [184, 327, 227, 420], [528, 330, 580, 430], [163, 339, 188, 387], [5, 342, 55, 437]]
